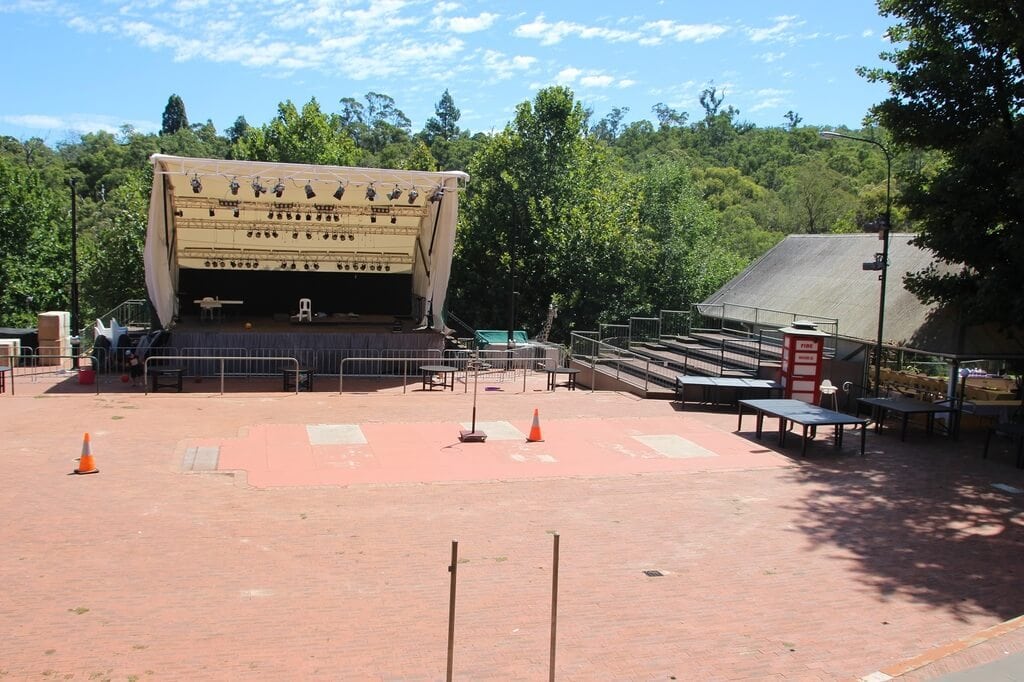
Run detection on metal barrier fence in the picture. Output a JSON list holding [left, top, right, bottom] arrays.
[[0, 354, 101, 395], [339, 352, 551, 394], [144, 355, 300, 395], [659, 310, 690, 338], [628, 317, 660, 345], [570, 332, 656, 392]]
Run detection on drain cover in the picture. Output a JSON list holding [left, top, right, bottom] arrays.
[[643, 570, 664, 577]]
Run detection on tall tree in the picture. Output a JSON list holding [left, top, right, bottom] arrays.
[[860, 0, 1024, 333], [422, 89, 461, 144], [231, 98, 357, 166], [160, 94, 189, 136]]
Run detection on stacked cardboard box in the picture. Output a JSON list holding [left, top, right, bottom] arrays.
[[0, 338, 21, 366], [37, 311, 71, 366]]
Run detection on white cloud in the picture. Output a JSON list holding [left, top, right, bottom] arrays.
[[555, 67, 583, 84], [747, 15, 803, 43], [445, 13, 499, 34], [432, 2, 460, 14], [617, 79, 637, 88], [640, 20, 729, 44], [482, 50, 536, 80], [580, 74, 615, 88], [0, 113, 158, 135], [759, 51, 785, 63], [862, 29, 874, 38], [514, 14, 640, 46]]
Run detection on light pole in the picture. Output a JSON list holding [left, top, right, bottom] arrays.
[[69, 177, 80, 370], [820, 130, 891, 397]]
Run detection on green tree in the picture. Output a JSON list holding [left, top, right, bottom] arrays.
[[422, 89, 461, 144], [160, 94, 189, 136], [231, 98, 357, 165], [860, 0, 1024, 331]]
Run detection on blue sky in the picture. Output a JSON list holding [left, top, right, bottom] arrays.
[[1, 0, 894, 144]]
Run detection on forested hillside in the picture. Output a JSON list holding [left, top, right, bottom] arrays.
[[0, 85, 904, 340]]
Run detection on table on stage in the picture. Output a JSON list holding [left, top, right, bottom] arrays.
[[737, 398, 869, 457], [194, 297, 244, 321]]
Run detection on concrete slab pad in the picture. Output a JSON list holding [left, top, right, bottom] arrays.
[[632, 434, 718, 459], [182, 446, 220, 471], [306, 423, 366, 445], [459, 420, 524, 440]]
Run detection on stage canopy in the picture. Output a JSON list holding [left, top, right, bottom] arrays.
[[144, 154, 469, 331]]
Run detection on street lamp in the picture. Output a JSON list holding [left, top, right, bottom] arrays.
[[820, 130, 892, 397], [69, 177, 80, 370]]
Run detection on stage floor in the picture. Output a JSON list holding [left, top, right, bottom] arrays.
[[173, 313, 418, 335]]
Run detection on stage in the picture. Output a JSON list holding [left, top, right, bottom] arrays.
[[146, 313, 447, 376]]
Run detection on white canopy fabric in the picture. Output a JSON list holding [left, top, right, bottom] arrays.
[[144, 154, 468, 331]]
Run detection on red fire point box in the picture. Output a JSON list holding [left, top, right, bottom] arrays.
[[778, 321, 829, 404]]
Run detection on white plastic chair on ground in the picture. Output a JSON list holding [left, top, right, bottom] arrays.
[[819, 379, 839, 410], [298, 298, 312, 322]]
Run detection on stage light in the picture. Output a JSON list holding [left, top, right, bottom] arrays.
[[430, 186, 444, 202], [273, 180, 285, 198], [295, 213, 302, 221], [365, 184, 376, 201], [286, 212, 292, 220], [253, 260, 258, 267], [360, 263, 366, 271], [230, 261, 236, 267], [390, 214, 397, 224], [313, 263, 320, 270], [271, 231, 278, 238], [304, 183, 316, 199], [209, 208, 215, 217], [233, 207, 240, 218], [306, 232, 312, 239], [370, 214, 376, 223], [290, 262, 296, 270], [333, 214, 341, 222], [277, 212, 283, 220], [219, 260, 225, 267], [304, 263, 310, 270], [385, 265, 390, 271], [247, 230, 253, 238], [191, 174, 202, 193], [229, 177, 240, 195], [264, 230, 270, 238], [254, 231, 261, 238], [376, 264, 383, 271], [337, 262, 343, 270], [204, 260, 211, 267], [175, 209, 183, 217], [387, 185, 402, 201], [332, 233, 338, 240], [281, 262, 287, 269], [292, 232, 298, 239], [333, 183, 345, 200], [252, 178, 266, 198], [316, 213, 322, 221], [348, 234, 355, 241], [408, 188, 419, 203], [344, 263, 350, 270], [306, 213, 312, 221], [323, 233, 330, 240]]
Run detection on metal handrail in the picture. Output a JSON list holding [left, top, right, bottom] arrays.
[[4, 354, 100, 395], [143, 355, 299, 395]]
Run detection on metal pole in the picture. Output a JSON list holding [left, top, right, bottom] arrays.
[[875, 151, 892, 397], [446, 539, 458, 682], [549, 532, 560, 682], [819, 130, 892, 397], [69, 178, 80, 370]]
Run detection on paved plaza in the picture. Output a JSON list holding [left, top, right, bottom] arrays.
[[3, 371, 1024, 680]]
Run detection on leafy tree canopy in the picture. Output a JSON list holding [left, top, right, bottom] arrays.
[[860, 0, 1024, 331]]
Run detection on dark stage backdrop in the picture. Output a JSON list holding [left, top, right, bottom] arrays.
[[179, 268, 414, 317]]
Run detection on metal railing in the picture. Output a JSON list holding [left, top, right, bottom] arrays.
[[143, 355, 300, 395], [339, 352, 547, 394], [659, 310, 690, 338], [2, 354, 100, 395], [628, 317, 661, 345]]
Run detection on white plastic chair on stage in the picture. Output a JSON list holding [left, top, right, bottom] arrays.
[[298, 298, 312, 322]]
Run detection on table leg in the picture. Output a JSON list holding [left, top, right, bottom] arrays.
[[801, 424, 809, 457], [756, 411, 765, 438], [860, 426, 866, 456], [736, 403, 744, 432], [778, 418, 787, 446]]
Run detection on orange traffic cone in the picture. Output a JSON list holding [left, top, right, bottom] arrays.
[[74, 432, 99, 475], [527, 408, 544, 442]]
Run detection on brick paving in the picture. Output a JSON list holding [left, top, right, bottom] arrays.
[[3, 372, 1024, 680]]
